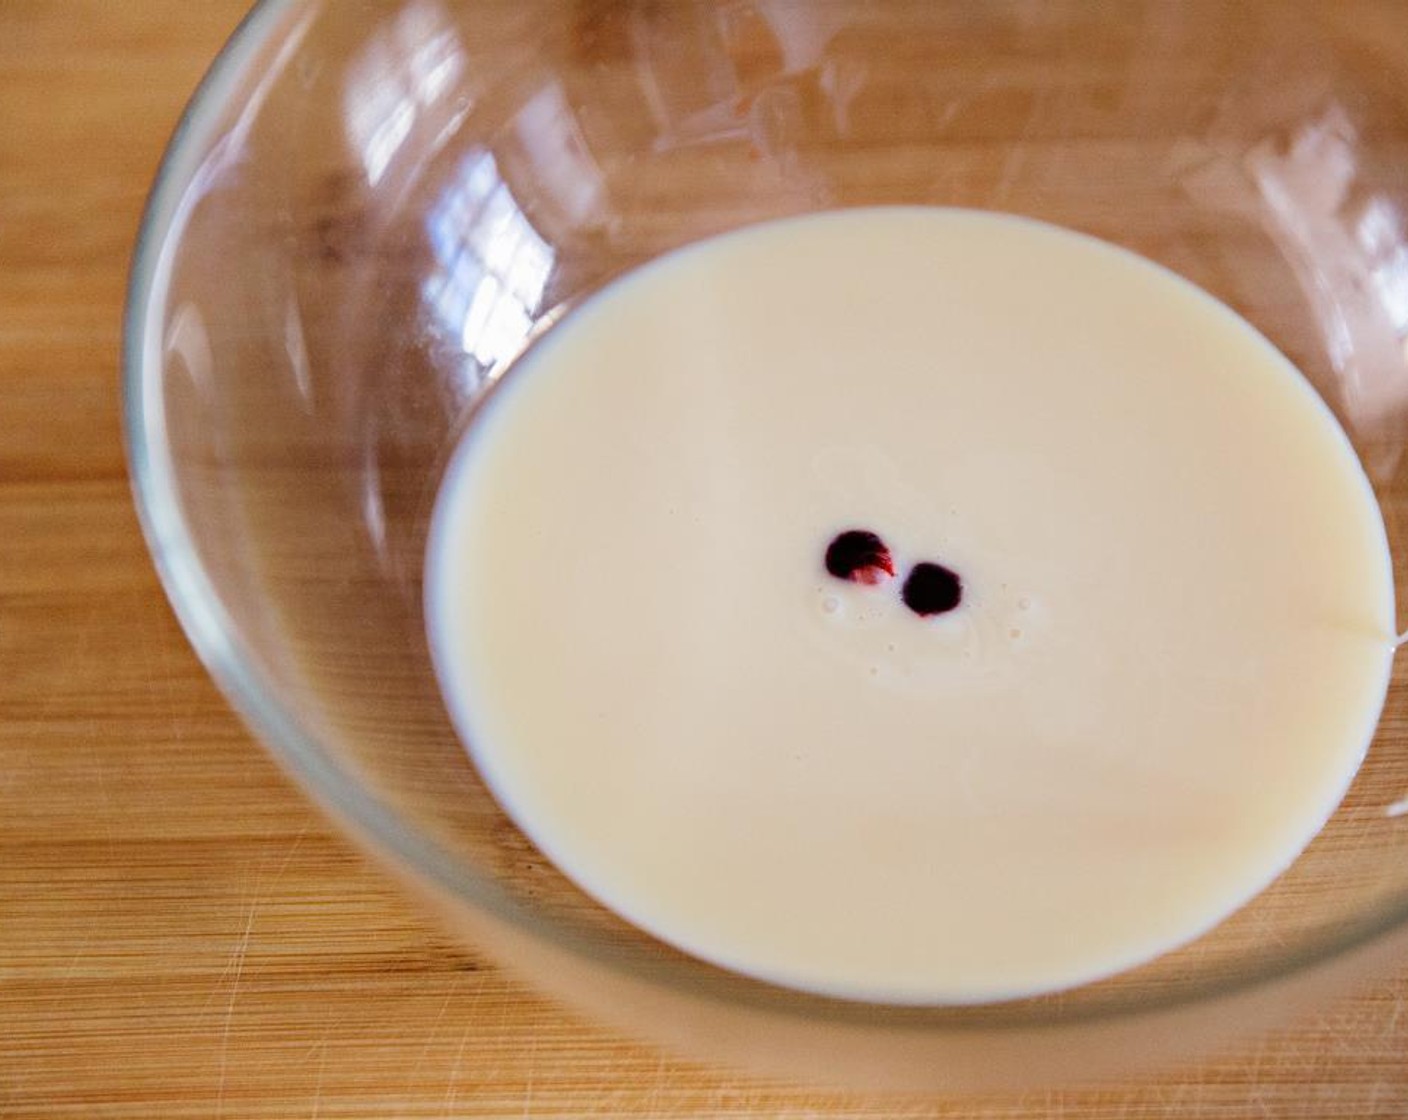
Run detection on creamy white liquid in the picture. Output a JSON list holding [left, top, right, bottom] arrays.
[[426, 208, 1395, 1004]]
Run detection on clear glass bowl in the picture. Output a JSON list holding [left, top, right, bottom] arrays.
[[126, 0, 1408, 1091]]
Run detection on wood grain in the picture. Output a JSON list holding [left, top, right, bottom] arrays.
[[3, 2, 1408, 1116]]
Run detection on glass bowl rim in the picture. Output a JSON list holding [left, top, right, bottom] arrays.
[[121, 0, 1408, 1032]]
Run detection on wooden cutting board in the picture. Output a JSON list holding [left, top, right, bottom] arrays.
[[3, 3, 1407, 1116]]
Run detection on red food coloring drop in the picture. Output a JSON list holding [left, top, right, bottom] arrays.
[[825, 530, 895, 585], [902, 561, 963, 616]]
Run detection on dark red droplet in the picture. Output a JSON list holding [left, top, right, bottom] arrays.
[[902, 562, 963, 616], [825, 530, 895, 585]]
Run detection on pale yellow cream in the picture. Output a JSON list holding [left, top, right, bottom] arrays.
[[426, 208, 1394, 1003]]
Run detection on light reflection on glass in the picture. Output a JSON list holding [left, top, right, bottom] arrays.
[[362, 442, 389, 565], [1179, 103, 1408, 478], [615, 1, 842, 196], [1358, 197, 1408, 340], [509, 84, 607, 228], [630, 3, 750, 148], [423, 150, 553, 377], [625, 1, 813, 152], [1241, 108, 1408, 475], [343, 0, 465, 186], [283, 294, 312, 404]]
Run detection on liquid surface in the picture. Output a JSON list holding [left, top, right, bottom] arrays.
[[426, 208, 1394, 1003]]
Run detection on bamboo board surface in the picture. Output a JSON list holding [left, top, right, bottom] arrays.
[[3, 3, 1408, 1116]]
